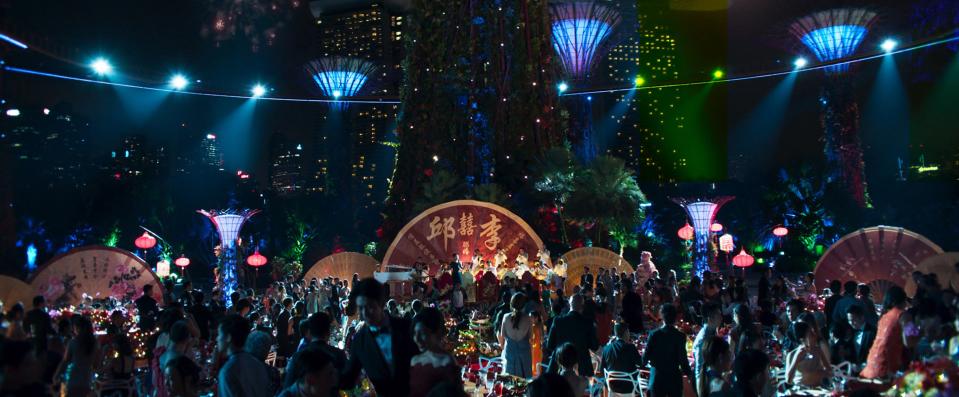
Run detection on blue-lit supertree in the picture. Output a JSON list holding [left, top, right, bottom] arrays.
[[198, 209, 259, 304], [790, 8, 877, 207], [550, 1, 621, 162], [305, 57, 377, 108]]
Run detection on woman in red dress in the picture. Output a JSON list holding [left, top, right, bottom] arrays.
[[409, 307, 462, 397], [860, 286, 908, 379]]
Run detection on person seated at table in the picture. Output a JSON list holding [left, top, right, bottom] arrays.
[[556, 343, 588, 397], [526, 372, 575, 397], [277, 347, 339, 397], [409, 307, 461, 397], [785, 321, 830, 388], [828, 321, 854, 365], [797, 312, 832, 364], [729, 303, 757, 356], [600, 322, 643, 394], [698, 336, 732, 397], [845, 305, 876, 368], [164, 355, 201, 397], [860, 286, 907, 379], [736, 328, 764, 356], [499, 292, 533, 379], [730, 349, 769, 397]]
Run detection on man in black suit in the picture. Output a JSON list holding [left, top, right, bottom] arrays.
[[600, 322, 643, 394], [620, 280, 645, 333], [823, 280, 843, 328], [285, 311, 347, 389], [580, 266, 594, 290], [546, 294, 599, 376], [341, 278, 418, 397], [135, 284, 159, 330], [275, 297, 294, 357], [846, 304, 876, 367], [642, 303, 693, 397], [23, 295, 52, 352]]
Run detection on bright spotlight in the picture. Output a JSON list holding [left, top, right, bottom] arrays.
[[880, 38, 897, 53], [332, 90, 342, 99], [206, 133, 216, 140], [90, 58, 113, 76], [793, 57, 808, 69], [169, 74, 189, 90], [634, 75, 646, 87], [6, 108, 20, 117], [712, 68, 724, 79], [557, 82, 569, 93], [251, 84, 267, 98]]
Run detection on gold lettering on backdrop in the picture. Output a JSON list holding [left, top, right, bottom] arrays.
[[426, 216, 456, 251], [480, 214, 502, 251], [408, 234, 439, 263], [459, 213, 475, 236]]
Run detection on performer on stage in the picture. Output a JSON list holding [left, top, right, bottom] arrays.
[[471, 249, 483, 267], [494, 249, 508, 269]]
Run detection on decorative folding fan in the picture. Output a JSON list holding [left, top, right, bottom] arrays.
[[303, 252, 379, 284], [905, 252, 959, 296], [0, 275, 33, 309], [558, 247, 632, 294]]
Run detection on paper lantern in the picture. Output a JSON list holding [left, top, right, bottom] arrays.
[[677, 223, 695, 241], [156, 259, 170, 278], [246, 249, 268, 268], [710, 223, 723, 233], [174, 255, 190, 268], [134, 232, 157, 250], [732, 249, 755, 268], [719, 234, 734, 253], [773, 226, 789, 237]]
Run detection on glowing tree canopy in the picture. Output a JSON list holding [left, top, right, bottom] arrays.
[[198, 209, 260, 302], [550, 1, 621, 79], [672, 196, 734, 278], [790, 8, 877, 74], [305, 57, 376, 102]]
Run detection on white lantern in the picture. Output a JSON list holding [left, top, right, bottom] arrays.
[[156, 259, 171, 278]]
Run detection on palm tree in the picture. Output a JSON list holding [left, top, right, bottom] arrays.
[[565, 156, 647, 248], [533, 147, 578, 245]]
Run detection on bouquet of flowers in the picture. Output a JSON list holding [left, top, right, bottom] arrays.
[[884, 358, 959, 396]]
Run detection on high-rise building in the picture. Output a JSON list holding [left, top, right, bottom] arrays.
[[309, 0, 404, 210], [604, 0, 685, 182], [1, 104, 91, 189], [200, 133, 225, 170], [270, 137, 307, 195]]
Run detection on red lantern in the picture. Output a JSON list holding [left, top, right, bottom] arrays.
[[677, 223, 695, 241], [134, 232, 157, 250], [773, 226, 789, 237], [247, 249, 268, 267], [710, 223, 723, 233], [719, 234, 734, 253], [174, 255, 190, 268], [732, 249, 755, 268]]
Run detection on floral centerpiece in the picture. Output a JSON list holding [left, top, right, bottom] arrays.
[[884, 358, 959, 396]]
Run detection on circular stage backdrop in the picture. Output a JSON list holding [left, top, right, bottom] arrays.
[[814, 226, 943, 298], [303, 252, 379, 285], [381, 200, 545, 273], [559, 247, 632, 294], [30, 246, 165, 307], [0, 275, 34, 309]]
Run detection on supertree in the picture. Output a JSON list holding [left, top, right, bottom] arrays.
[[790, 8, 877, 207], [672, 196, 734, 278], [550, 1, 621, 162], [305, 57, 377, 107], [198, 209, 259, 302]]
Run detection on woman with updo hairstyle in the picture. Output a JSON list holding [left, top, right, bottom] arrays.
[[409, 307, 461, 397], [499, 292, 532, 378]]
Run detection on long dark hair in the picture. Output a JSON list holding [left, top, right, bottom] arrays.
[[73, 315, 96, 356], [882, 286, 907, 313], [510, 292, 527, 329]]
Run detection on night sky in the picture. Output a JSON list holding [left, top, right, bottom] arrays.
[[1, 0, 956, 182]]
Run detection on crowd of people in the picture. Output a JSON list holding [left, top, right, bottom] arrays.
[[1, 253, 957, 397]]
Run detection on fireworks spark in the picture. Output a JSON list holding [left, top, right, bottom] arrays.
[[201, 0, 302, 52]]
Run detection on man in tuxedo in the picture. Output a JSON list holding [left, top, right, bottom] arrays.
[[341, 278, 418, 397], [846, 305, 876, 367], [546, 294, 599, 376], [135, 284, 159, 330], [600, 322, 643, 394], [23, 295, 52, 352], [580, 267, 594, 290], [643, 304, 693, 397]]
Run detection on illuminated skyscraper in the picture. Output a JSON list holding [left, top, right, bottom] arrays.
[[269, 137, 306, 196], [605, 0, 685, 182], [200, 133, 224, 170], [309, 0, 403, 210]]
